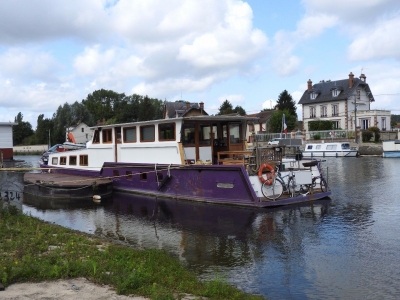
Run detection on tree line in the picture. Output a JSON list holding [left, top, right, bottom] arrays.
[[13, 89, 299, 146]]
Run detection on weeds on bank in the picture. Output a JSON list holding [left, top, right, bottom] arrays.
[[0, 206, 264, 300]]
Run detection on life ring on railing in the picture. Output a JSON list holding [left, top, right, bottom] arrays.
[[258, 163, 275, 185], [67, 132, 76, 144]]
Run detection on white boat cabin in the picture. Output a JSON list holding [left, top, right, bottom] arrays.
[[303, 142, 358, 157], [43, 115, 257, 170]]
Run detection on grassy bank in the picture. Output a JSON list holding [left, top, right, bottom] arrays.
[[0, 205, 265, 300]]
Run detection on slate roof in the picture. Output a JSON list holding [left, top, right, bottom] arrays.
[[298, 77, 375, 105], [164, 101, 208, 118], [246, 110, 275, 123]]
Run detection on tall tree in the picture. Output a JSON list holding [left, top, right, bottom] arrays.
[[35, 114, 54, 145], [13, 112, 34, 145], [268, 109, 297, 133], [275, 90, 297, 117], [233, 105, 246, 116], [217, 100, 234, 115]]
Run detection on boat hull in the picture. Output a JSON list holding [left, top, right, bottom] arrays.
[[41, 162, 331, 208], [302, 151, 358, 157]]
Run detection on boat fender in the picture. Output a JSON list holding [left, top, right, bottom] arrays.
[[93, 195, 101, 203], [258, 164, 275, 185]]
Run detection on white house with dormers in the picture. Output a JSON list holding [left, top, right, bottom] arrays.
[[298, 72, 391, 133]]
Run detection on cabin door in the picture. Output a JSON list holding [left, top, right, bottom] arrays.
[[114, 127, 121, 162]]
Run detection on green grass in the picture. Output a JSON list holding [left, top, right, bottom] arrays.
[[0, 205, 265, 300]]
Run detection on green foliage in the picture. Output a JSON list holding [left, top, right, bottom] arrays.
[[367, 126, 379, 133], [217, 100, 246, 116], [12, 112, 34, 145], [313, 134, 321, 140], [308, 120, 334, 131], [268, 110, 297, 133], [217, 100, 234, 115], [362, 130, 373, 142], [275, 90, 297, 117], [0, 207, 264, 300]]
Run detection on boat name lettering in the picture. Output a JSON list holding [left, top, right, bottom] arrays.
[[216, 183, 234, 188]]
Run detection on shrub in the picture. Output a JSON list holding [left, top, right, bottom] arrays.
[[362, 130, 373, 142], [313, 134, 321, 140]]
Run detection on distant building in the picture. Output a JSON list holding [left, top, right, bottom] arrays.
[[66, 122, 92, 144], [0, 122, 17, 160], [298, 72, 390, 132], [163, 101, 208, 119]]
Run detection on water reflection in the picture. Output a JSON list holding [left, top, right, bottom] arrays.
[[17, 155, 400, 299]]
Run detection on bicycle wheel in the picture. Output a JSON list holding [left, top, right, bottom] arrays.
[[261, 178, 284, 200], [320, 178, 328, 192]]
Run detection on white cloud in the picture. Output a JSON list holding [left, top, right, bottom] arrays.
[[262, 99, 276, 110], [217, 94, 245, 104]]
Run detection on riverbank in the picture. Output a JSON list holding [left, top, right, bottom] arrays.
[[0, 205, 264, 300], [358, 143, 383, 156]]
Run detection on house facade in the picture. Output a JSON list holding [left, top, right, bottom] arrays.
[[66, 122, 92, 144], [298, 72, 390, 133], [0, 122, 17, 160]]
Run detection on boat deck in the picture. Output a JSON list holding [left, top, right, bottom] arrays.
[[24, 173, 113, 200]]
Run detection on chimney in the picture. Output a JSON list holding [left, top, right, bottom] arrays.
[[186, 102, 190, 110], [360, 73, 366, 82], [349, 72, 354, 88], [199, 102, 204, 110], [307, 79, 312, 92]]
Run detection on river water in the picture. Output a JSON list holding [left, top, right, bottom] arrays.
[[14, 155, 400, 299]]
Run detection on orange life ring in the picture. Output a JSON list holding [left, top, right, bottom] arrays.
[[258, 163, 275, 185], [67, 132, 76, 144]]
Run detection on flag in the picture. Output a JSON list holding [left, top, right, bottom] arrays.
[[283, 114, 287, 134]]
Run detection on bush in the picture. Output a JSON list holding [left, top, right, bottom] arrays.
[[313, 134, 321, 140], [362, 130, 373, 142]]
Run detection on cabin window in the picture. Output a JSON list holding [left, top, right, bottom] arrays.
[[140, 125, 155, 142], [102, 129, 112, 143], [182, 123, 195, 145], [307, 145, 313, 149], [123, 127, 136, 143], [60, 157, 67, 165], [316, 145, 321, 149], [342, 144, 350, 150], [69, 156, 77, 165], [116, 127, 121, 144], [229, 123, 241, 144], [159, 123, 175, 141], [79, 155, 88, 166], [113, 170, 119, 177], [93, 130, 100, 144], [52, 157, 58, 165], [199, 124, 212, 145], [326, 145, 337, 150], [140, 172, 147, 181], [126, 171, 132, 180]]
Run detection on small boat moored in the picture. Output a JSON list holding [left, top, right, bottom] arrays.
[[382, 140, 400, 158], [302, 142, 358, 157]]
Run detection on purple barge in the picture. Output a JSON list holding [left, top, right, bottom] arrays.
[[39, 115, 331, 207]]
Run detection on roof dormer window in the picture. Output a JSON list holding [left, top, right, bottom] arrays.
[[310, 92, 318, 100], [332, 89, 341, 97]]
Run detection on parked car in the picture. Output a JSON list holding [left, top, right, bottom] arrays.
[[268, 138, 282, 145]]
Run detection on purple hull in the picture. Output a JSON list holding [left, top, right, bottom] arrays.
[[41, 162, 331, 208]]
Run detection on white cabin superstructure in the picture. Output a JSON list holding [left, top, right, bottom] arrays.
[[41, 116, 254, 172], [303, 142, 358, 157]]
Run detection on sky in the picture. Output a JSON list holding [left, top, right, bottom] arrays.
[[1, 0, 400, 129]]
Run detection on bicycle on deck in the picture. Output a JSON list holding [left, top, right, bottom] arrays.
[[297, 160, 328, 195], [261, 165, 306, 200]]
